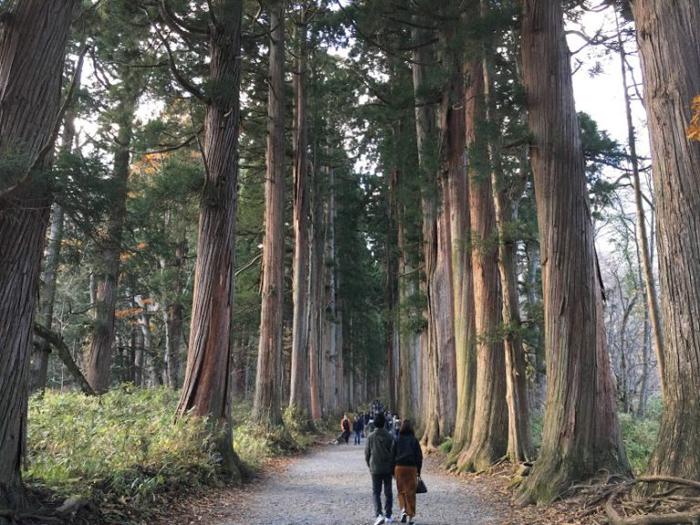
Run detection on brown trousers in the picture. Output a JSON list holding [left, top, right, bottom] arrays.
[[394, 465, 418, 517]]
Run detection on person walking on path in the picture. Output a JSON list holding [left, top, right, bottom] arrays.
[[365, 412, 395, 524], [392, 414, 401, 440], [340, 414, 352, 445], [392, 419, 422, 524], [353, 413, 364, 445]]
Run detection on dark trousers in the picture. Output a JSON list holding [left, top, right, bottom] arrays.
[[372, 473, 393, 518], [354, 431, 362, 444]]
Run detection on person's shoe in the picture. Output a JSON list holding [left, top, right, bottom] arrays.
[[400, 511, 408, 523], [373, 515, 385, 525], [385, 517, 393, 524]]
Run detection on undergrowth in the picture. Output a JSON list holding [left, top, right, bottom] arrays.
[[439, 437, 453, 454], [528, 402, 660, 475], [25, 385, 318, 523], [618, 400, 661, 475]]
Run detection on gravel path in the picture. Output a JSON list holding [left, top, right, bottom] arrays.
[[217, 442, 505, 525]]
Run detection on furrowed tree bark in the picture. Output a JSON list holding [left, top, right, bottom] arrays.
[[253, 0, 286, 428], [386, 167, 400, 413], [86, 94, 137, 394], [395, 113, 422, 425], [176, 0, 244, 478], [0, 0, 76, 513], [322, 165, 338, 416], [630, 0, 700, 486], [444, 44, 476, 467], [397, 212, 422, 424], [518, 0, 630, 503], [458, 62, 508, 472], [484, 57, 532, 464], [308, 143, 324, 420], [615, 12, 665, 396], [411, 23, 449, 448], [289, 6, 312, 424]]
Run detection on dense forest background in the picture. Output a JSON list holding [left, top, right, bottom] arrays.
[[0, 0, 699, 523]]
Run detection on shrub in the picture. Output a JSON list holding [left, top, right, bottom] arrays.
[[619, 399, 661, 475], [439, 437, 453, 455], [25, 387, 310, 522], [26, 386, 219, 510]]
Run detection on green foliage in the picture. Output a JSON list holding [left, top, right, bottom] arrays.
[[529, 402, 661, 475], [530, 411, 544, 453], [25, 386, 218, 514], [231, 403, 307, 470], [439, 437, 453, 455], [619, 399, 662, 474], [25, 387, 320, 522], [578, 112, 626, 219]]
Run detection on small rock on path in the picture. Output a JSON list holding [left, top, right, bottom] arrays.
[[216, 442, 506, 525]]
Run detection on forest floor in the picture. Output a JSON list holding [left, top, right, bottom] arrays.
[[153, 442, 596, 525]]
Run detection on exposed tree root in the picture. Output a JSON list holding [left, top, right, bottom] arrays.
[[0, 509, 63, 524], [605, 476, 700, 525]]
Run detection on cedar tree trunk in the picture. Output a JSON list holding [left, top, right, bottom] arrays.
[[518, 0, 629, 503], [253, 0, 286, 427], [176, 0, 244, 478], [631, 0, 700, 485], [289, 8, 312, 422], [0, 0, 75, 512], [458, 63, 508, 472], [86, 95, 136, 393]]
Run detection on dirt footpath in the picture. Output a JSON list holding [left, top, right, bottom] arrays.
[[211, 443, 505, 525]]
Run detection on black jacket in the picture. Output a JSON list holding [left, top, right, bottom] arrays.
[[391, 434, 423, 474], [365, 428, 395, 475]]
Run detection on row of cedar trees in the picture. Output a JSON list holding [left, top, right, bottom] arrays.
[[0, 0, 699, 515]]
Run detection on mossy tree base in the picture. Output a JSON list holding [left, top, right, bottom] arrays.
[[516, 450, 630, 505]]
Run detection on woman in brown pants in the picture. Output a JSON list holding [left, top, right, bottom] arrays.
[[392, 419, 423, 524]]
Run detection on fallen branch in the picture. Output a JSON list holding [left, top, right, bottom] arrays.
[[33, 323, 96, 396]]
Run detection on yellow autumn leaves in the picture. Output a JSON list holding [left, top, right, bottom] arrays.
[[688, 95, 700, 142]]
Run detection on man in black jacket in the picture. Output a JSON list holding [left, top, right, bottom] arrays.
[[365, 412, 394, 524]]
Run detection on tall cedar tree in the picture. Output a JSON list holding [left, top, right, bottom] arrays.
[[0, 0, 76, 511], [86, 88, 139, 392], [443, 16, 477, 467], [411, 15, 457, 446], [518, 0, 629, 503], [630, 0, 700, 485], [458, 61, 508, 472], [174, 0, 244, 477], [289, 5, 312, 422], [253, 0, 286, 427]]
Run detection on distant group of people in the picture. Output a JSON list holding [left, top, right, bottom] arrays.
[[337, 399, 423, 524], [337, 400, 401, 446]]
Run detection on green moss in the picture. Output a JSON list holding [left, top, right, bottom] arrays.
[[438, 437, 453, 454]]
